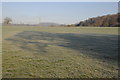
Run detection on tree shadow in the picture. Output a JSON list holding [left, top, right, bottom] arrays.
[[6, 31, 119, 64]]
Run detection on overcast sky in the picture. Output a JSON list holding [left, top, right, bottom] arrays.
[[2, 2, 118, 24]]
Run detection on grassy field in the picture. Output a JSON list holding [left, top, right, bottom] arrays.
[[2, 26, 119, 78], [0, 26, 2, 79]]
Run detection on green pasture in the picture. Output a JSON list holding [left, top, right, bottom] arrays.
[[2, 26, 119, 78]]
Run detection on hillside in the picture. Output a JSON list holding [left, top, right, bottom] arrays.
[[75, 13, 120, 27]]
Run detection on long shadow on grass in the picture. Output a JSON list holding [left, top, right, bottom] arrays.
[[6, 31, 119, 64]]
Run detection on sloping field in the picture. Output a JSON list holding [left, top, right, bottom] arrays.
[[2, 26, 119, 78]]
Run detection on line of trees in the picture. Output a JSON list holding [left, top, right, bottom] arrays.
[[3, 13, 120, 27], [74, 13, 120, 27]]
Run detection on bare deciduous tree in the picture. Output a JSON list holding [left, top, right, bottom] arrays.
[[3, 17, 12, 24]]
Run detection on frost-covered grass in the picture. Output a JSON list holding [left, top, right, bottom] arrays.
[[2, 26, 119, 78]]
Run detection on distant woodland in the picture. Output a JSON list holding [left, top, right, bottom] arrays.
[[74, 13, 120, 27], [3, 13, 120, 27]]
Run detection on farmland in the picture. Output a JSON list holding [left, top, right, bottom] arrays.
[[2, 26, 119, 78]]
